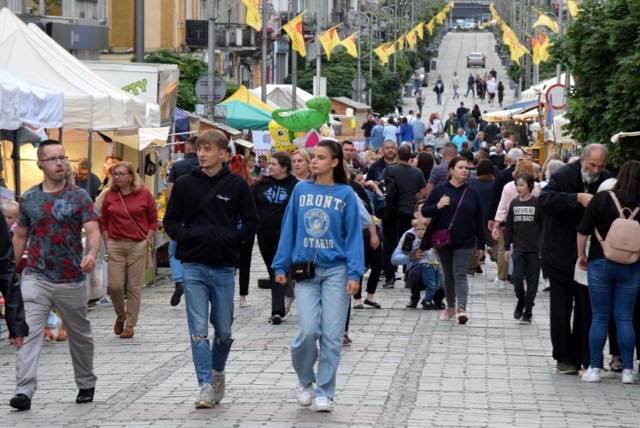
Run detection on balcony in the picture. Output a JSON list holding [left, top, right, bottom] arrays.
[[186, 20, 256, 50]]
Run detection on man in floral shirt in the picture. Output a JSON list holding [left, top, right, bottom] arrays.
[[10, 140, 101, 411]]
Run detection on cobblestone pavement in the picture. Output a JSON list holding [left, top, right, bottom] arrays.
[[1, 32, 637, 428], [1, 249, 638, 427]]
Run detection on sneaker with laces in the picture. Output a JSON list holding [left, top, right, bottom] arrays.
[[194, 383, 214, 409], [313, 396, 332, 412], [494, 277, 507, 290], [581, 366, 601, 382], [457, 307, 469, 324], [622, 369, 639, 384], [270, 314, 282, 325], [297, 384, 313, 407], [213, 371, 225, 403], [439, 308, 456, 321]]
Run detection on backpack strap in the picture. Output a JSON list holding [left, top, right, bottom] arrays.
[[608, 191, 640, 219]]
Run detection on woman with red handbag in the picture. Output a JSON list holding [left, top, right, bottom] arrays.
[[421, 156, 485, 324], [100, 161, 158, 338]]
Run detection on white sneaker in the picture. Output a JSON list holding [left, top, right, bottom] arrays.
[[297, 384, 313, 407], [581, 366, 601, 382], [195, 383, 214, 409], [284, 296, 295, 316], [313, 396, 332, 412], [213, 371, 225, 404], [96, 295, 112, 306], [494, 277, 507, 290], [622, 369, 639, 384]]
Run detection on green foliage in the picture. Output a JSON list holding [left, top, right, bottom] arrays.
[[551, 0, 640, 170], [144, 49, 208, 112]]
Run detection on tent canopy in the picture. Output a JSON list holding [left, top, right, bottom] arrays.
[[0, 68, 63, 130], [249, 84, 314, 110], [0, 8, 159, 130], [483, 105, 537, 123], [224, 85, 275, 111], [218, 100, 272, 130]]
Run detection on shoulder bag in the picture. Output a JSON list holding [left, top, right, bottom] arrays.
[[430, 187, 468, 250]]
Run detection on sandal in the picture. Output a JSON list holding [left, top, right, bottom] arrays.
[[364, 299, 382, 309]]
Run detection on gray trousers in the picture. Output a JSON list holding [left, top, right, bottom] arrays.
[[16, 274, 97, 399], [437, 246, 475, 309]]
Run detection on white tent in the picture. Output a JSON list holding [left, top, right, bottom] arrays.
[[0, 68, 63, 130], [0, 8, 160, 131], [249, 84, 314, 110], [520, 74, 575, 101]]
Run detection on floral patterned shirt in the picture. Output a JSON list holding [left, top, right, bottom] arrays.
[[18, 182, 99, 283]]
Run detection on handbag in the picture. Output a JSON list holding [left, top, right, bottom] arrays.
[[429, 187, 468, 250], [117, 191, 155, 269]]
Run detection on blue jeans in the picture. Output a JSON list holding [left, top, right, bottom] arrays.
[[588, 259, 640, 370], [436, 92, 443, 105], [182, 263, 235, 384], [168, 239, 183, 283], [291, 265, 350, 399]]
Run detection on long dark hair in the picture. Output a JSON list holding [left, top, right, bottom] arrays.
[[317, 140, 347, 184], [416, 152, 434, 182], [614, 160, 640, 207]]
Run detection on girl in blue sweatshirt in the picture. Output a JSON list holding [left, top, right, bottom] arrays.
[[273, 140, 364, 412]]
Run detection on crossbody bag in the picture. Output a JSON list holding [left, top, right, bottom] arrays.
[[429, 187, 468, 250]]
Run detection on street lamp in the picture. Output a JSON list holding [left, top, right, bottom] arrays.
[[351, 12, 370, 104]]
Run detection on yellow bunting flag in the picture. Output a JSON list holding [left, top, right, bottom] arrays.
[[397, 33, 405, 51], [510, 41, 530, 62], [374, 43, 389, 65], [415, 22, 424, 40], [530, 38, 540, 65], [532, 14, 558, 33], [426, 19, 435, 36], [340, 32, 359, 58], [318, 25, 341, 60], [242, 0, 262, 31], [406, 30, 417, 49], [282, 11, 307, 57], [435, 12, 446, 25], [386, 41, 395, 56], [567, 0, 579, 18], [538, 32, 551, 62]]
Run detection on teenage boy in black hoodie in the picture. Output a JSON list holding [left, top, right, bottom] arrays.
[[164, 130, 259, 409]]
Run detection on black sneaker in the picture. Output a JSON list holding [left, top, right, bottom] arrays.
[[514, 301, 524, 320], [9, 393, 31, 410], [170, 283, 183, 307], [521, 313, 532, 324], [270, 314, 282, 325]]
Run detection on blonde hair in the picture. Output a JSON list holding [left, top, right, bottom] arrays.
[[291, 148, 310, 163], [108, 161, 144, 193], [412, 217, 430, 228], [1, 199, 19, 215]]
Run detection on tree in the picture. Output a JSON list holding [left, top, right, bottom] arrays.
[[144, 50, 208, 112], [550, 0, 640, 169]]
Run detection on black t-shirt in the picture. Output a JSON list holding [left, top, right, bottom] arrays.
[[504, 196, 542, 253], [380, 164, 426, 215], [577, 191, 640, 261], [490, 153, 506, 170]]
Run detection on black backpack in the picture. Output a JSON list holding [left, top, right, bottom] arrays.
[[376, 173, 399, 219]]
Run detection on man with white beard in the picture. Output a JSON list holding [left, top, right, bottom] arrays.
[[539, 144, 611, 375]]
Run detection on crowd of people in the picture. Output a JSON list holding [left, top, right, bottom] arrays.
[[1, 119, 639, 415]]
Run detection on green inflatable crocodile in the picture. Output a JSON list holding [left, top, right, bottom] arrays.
[[271, 96, 332, 133]]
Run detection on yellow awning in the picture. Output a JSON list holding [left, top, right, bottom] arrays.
[[223, 85, 275, 112]]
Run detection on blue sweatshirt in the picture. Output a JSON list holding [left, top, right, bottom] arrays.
[[272, 181, 364, 282]]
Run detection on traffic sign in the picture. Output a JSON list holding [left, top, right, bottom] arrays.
[[195, 75, 227, 104]]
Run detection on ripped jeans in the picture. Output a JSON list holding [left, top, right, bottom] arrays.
[[182, 263, 235, 385]]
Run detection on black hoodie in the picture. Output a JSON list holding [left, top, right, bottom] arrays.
[[164, 165, 259, 267], [252, 174, 299, 239]]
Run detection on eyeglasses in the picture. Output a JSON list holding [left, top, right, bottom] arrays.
[[40, 156, 68, 163], [112, 172, 131, 177]]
